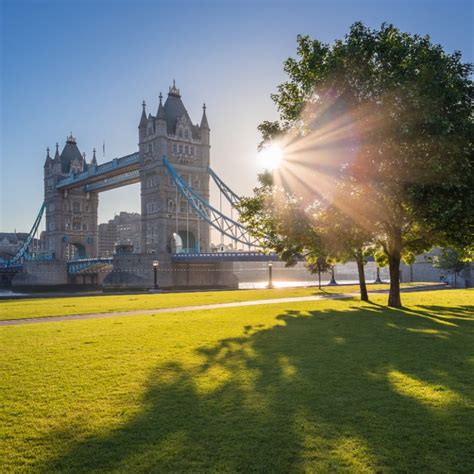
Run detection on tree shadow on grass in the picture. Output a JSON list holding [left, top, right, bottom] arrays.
[[41, 303, 474, 472]]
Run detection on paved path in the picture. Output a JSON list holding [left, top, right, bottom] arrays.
[[0, 294, 353, 327], [0, 284, 447, 327]]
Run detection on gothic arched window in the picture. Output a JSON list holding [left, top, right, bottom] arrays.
[[184, 128, 189, 139]]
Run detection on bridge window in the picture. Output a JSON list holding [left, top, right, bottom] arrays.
[[179, 144, 183, 154], [167, 199, 175, 212], [173, 143, 177, 154], [178, 128, 183, 138], [190, 146, 194, 156], [185, 145, 189, 155], [73, 217, 81, 231], [147, 174, 158, 188], [73, 201, 81, 213], [184, 129, 189, 139], [146, 201, 161, 214]]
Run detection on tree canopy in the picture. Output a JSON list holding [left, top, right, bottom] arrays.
[[240, 22, 473, 307]]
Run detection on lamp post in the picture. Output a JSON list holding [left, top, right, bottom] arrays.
[[329, 265, 337, 285], [267, 262, 273, 289], [153, 260, 159, 289]]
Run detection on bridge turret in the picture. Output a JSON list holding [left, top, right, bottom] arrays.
[[91, 148, 97, 167], [200, 103, 210, 146], [52, 143, 61, 174], [155, 92, 167, 136], [139, 100, 148, 140], [44, 147, 52, 169]]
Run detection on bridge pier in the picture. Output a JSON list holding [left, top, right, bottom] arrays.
[[12, 260, 68, 291], [103, 252, 238, 291]]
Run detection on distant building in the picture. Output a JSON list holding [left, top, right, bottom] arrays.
[[98, 212, 141, 257], [0, 233, 39, 261]]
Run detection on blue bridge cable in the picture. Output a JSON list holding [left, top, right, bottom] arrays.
[[208, 166, 241, 208], [8, 202, 46, 266], [163, 158, 261, 248]]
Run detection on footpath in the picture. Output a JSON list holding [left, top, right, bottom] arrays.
[[0, 284, 447, 327]]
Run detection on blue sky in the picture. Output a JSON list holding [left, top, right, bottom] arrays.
[[1, 0, 472, 233]]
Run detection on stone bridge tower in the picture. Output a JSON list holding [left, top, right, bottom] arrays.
[[139, 82, 211, 254], [43, 135, 99, 260]]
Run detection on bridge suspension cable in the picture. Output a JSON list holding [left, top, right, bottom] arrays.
[[208, 166, 241, 208], [163, 159, 260, 249], [8, 202, 46, 266]]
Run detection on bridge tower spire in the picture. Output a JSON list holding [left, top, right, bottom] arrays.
[[44, 146, 52, 168], [91, 148, 97, 167], [155, 92, 166, 135]]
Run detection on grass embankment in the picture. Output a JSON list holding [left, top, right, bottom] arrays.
[[1, 289, 472, 472], [0, 282, 435, 321]]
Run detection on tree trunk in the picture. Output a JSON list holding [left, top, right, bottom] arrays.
[[388, 253, 402, 308], [318, 268, 321, 289], [356, 256, 369, 302]]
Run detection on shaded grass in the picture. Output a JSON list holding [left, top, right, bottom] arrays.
[[1, 289, 472, 472], [0, 282, 435, 321]]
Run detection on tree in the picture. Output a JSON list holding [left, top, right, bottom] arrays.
[[251, 23, 473, 308], [432, 247, 469, 288]]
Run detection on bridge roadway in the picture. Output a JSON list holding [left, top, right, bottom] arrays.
[[2, 253, 278, 275], [67, 252, 279, 274]]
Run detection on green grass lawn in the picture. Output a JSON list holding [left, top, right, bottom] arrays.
[[1, 289, 472, 472], [0, 282, 435, 321]]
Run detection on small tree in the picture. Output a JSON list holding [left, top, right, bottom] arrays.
[[432, 247, 468, 288], [306, 255, 332, 289]]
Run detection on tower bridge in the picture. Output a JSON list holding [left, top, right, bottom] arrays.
[[3, 82, 276, 290]]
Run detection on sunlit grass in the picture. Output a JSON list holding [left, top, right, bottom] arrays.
[[0, 289, 472, 471], [388, 370, 461, 407], [0, 282, 436, 321]]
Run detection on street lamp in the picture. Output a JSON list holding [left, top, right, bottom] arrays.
[[267, 262, 273, 289], [329, 265, 337, 285], [153, 260, 159, 289]]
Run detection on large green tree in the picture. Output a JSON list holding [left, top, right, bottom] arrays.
[[244, 23, 473, 308]]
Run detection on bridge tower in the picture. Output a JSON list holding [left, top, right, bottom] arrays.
[[139, 82, 210, 254], [43, 135, 99, 260]]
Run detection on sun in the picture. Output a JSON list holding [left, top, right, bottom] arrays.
[[258, 143, 283, 170]]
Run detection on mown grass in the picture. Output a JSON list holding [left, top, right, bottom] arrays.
[[0, 282, 435, 321], [1, 289, 472, 472]]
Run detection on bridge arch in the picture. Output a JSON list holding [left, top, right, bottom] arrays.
[[66, 242, 87, 260], [170, 230, 198, 254]]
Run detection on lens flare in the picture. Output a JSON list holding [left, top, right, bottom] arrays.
[[258, 144, 283, 170]]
